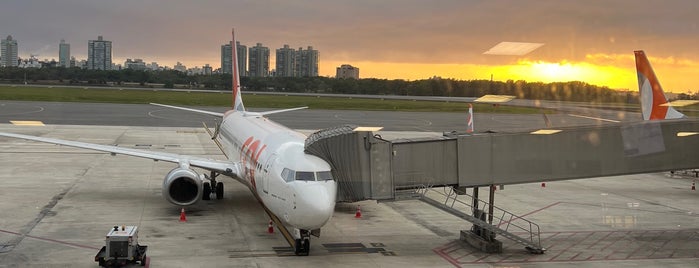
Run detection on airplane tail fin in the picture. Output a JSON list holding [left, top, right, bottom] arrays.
[[232, 29, 245, 112], [634, 50, 685, 120], [466, 104, 474, 133]]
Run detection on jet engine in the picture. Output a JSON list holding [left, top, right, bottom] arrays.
[[162, 167, 203, 206]]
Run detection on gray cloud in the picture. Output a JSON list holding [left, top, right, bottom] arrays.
[[1, 0, 698, 70]]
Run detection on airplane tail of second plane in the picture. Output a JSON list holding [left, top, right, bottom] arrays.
[[634, 50, 686, 120]]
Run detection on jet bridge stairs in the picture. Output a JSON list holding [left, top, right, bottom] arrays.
[[400, 185, 545, 254]]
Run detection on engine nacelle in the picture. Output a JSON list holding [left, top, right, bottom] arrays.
[[162, 167, 203, 206]]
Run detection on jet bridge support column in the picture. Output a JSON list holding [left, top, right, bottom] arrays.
[[460, 185, 503, 253], [488, 185, 495, 225], [471, 187, 478, 211]]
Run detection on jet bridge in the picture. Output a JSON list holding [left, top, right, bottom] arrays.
[[306, 119, 699, 201], [305, 119, 699, 253]]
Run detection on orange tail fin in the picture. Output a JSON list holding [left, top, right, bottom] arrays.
[[634, 50, 685, 120]]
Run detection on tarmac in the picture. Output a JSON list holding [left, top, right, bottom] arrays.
[[0, 103, 697, 267]]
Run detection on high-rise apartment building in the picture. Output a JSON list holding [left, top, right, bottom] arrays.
[[295, 46, 319, 77], [236, 41, 247, 77], [1, 35, 19, 67], [87, 36, 112, 70], [336, 64, 359, 79], [248, 43, 269, 77], [221, 41, 247, 77], [59, 39, 70, 67], [275, 45, 296, 77], [221, 43, 232, 74]]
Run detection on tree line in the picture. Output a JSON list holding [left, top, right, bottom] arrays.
[[0, 66, 640, 103]]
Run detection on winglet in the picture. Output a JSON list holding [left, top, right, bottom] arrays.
[[634, 50, 685, 120], [232, 28, 245, 112]]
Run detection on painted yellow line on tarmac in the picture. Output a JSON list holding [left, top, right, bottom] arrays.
[[10, 121, 45, 126]]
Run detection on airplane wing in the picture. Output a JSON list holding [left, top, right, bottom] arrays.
[[150, 103, 308, 117], [257, 106, 308, 116], [0, 131, 240, 175], [150, 103, 225, 117]]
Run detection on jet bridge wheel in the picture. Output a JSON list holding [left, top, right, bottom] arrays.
[[215, 182, 224, 199], [202, 182, 212, 200]]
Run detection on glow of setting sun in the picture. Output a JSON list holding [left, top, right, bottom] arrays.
[[531, 61, 580, 80], [322, 54, 699, 93], [495, 60, 635, 90]]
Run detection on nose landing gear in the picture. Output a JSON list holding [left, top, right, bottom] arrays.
[[294, 229, 311, 256]]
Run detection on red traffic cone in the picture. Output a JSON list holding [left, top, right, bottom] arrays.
[[355, 205, 362, 218], [267, 220, 274, 234], [541, 182, 546, 188], [692, 181, 696, 191], [179, 208, 187, 222]]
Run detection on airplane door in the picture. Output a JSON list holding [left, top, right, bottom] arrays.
[[263, 154, 277, 194]]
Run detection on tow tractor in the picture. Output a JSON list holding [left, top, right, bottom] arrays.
[[95, 225, 148, 267]]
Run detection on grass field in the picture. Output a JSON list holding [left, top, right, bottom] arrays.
[[0, 85, 549, 113]]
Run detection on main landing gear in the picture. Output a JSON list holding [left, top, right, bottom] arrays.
[[294, 229, 311, 256], [203, 171, 224, 200]]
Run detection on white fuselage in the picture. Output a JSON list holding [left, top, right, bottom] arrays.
[[216, 110, 337, 230]]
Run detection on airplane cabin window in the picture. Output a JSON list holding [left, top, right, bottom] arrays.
[[296, 171, 316, 181], [316, 171, 333, 181]]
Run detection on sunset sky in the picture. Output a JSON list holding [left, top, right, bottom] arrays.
[[1, 0, 698, 93]]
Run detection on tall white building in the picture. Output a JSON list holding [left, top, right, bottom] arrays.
[[248, 43, 269, 77], [295, 46, 319, 77], [236, 41, 247, 77], [59, 39, 70, 67], [87, 36, 112, 70], [1, 35, 19, 67], [221, 43, 232, 74], [275, 44, 296, 77], [221, 41, 247, 77]]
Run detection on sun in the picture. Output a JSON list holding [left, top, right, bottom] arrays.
[[489, 60, 635, 90], [531, 61, 580, 80]]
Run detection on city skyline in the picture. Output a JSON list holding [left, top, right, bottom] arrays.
[[1, 1, 699, 92]]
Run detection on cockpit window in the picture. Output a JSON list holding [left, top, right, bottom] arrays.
[[317, 171, 333, 181], [296, 171, 315, 181], [281, 169, 334, 182], [281, 168, 294, 182]]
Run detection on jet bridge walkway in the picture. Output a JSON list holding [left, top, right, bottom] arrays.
[[305, 119, 699, 253]]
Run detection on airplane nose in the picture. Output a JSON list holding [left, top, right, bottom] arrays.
[[294, 181, 337, 229]]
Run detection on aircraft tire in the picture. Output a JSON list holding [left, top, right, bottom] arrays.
[[215, 182, 224, 199], [203, 182, 211, 200], [303, 238, 310, 255]]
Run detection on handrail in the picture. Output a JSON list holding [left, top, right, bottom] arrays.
[[413, 184, 542, 249]]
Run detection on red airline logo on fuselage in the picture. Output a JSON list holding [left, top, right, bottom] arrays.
[[240, 136, 266, 189]]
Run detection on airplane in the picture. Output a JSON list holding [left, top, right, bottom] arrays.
[[0, 29, 336, 256], [634, 50, 687, 120]]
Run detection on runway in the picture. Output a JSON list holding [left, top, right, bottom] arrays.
[[0, 100, 635, 131], [0, 101, 696, 267]]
